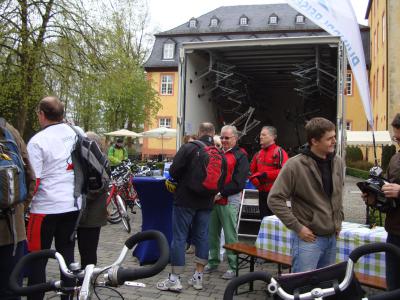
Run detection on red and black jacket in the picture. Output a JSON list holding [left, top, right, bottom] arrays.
[[249, 143, 288, 192], [215, 146, 249, 205]]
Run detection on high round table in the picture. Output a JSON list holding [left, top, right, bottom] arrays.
[[132, 176, 173, 265]]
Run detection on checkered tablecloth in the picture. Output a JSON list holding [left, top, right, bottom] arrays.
[[255, 215, 387, 279]]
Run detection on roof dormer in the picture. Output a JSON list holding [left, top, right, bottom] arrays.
[[268, 13, 278, 25], [162, 39, 176, 60], [210, 16, 219, 27], [189, 17, 198, 28], [295, 14, 305, 24], [239, 15, 249, 26]]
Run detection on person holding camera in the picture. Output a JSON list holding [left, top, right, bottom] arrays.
[[364, 113, 400, 291]]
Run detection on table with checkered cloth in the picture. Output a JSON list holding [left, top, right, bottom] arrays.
[[255, 215, 387, 279]]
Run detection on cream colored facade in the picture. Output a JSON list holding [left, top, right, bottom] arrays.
[[364, 0, 400, 161], [142, 71, 178, 159], [367, 0, 400, 130], [346, 71, 368, 132]]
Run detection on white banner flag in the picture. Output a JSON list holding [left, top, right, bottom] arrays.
[[287, 0, 374, 129]]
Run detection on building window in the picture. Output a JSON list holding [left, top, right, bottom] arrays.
[[189, 19, 197, 28], [240, 17, 248, 26], [163, 43, 175, 60], [296, 15, 305, 24], [210, 18, 218, 27], [159, 118, 171, 128], [269, 16, 278, 24], [346, 72, 353, 96], [376, 69, 379, 101], [160, 75, 173, 95], [346, 121, 352, 131], [382, 13, 386, 44]]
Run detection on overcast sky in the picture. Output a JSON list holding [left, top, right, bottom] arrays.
[[147, 0, 369, 32]]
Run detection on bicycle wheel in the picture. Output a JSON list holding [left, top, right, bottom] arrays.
[[107, 198, 122, 224], [115, 195, 131, 233]]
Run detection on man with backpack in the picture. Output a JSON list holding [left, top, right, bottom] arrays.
[[249, 126, 288, 219], [157, 122, 226, 292], [204, 125, 249, 280], [26, 96, 84, 300], [0, 119, 35, 300]]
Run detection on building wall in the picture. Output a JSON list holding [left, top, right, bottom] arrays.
[[142, 71, 178, 158], [368, 0, 388, 131], [346, 70, 368, 131], [388, 0, 400, 126]]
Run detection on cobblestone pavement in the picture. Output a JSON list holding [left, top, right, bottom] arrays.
[[42, 176, 381, 299]]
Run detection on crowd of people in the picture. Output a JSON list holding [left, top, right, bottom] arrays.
[[1, 94, 400, 299]]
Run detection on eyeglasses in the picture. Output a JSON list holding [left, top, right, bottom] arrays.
[[220, 136, 234, 140]]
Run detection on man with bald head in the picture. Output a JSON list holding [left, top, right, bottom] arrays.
[[26, 96, 83, 300]]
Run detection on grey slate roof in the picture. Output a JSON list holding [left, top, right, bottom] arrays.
[[144, 4, 370, 69]]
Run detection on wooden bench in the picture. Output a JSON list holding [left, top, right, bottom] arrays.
[[224, 242, 387, 291]]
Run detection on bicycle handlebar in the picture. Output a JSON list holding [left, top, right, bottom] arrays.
[[223, 242, 400, 300], [9, 230, 170, 297], [9, 249, 61, 296], [107, 230, 169, 286], [223, 271, 272, 300]]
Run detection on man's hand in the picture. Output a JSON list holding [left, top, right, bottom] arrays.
[[298, 226, 316, 242], [214, 193, 222, 202], [382, 183, 400, 198], [361, 192, 376, 206]]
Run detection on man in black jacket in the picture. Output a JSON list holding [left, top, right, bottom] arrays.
[[157, 122, 216, 292]]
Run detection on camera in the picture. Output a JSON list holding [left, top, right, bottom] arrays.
[[357, 166, 397, 213]]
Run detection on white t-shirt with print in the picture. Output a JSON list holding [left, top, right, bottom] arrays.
[[27, 123, 83, 214]]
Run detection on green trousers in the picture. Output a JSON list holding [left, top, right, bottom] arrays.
[[208, 203, 239, 271]]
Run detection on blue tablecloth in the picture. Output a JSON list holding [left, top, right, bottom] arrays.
[[132, 176, 173, 265]]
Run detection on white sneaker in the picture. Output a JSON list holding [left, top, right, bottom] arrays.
[[203, 264, 218, 274], [156, 277, 182, 292], [188, 275, 203, 290], [222, 270, 236, 280]]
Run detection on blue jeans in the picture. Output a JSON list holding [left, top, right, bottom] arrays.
[[386, 233, 400, 291], [291, 232, 337, 273], [170, 205, 211, 274]]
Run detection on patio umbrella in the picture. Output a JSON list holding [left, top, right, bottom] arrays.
[[140, 127, 176, 158], [104, 129, 142, 138]]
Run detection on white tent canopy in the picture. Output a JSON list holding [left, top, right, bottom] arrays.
[[346, 131, 392, 146], [140, 127, 176, 138], [104, 129, 142, 138]]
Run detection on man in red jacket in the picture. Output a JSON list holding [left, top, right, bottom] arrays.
[[250, 126, 288, 219]]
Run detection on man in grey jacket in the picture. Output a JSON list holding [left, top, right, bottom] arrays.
[[268, 117, 344, 273]]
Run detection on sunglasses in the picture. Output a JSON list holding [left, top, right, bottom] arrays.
[[220, 136, 234, 140]]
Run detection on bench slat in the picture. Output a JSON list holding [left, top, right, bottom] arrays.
[[223, 242, 387, 290]]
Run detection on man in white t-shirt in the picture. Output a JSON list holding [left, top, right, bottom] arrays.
[[26, 96, 81, 300]]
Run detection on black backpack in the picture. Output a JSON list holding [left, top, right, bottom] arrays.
[[186, 141, 227, 196], [68, 125, 111, 196]]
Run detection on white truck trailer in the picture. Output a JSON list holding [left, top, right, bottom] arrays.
[[177, 36, 347, 157]]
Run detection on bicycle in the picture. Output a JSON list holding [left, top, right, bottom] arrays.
[[10, 230, 169, 300], [223, 242, 400, 300], [106, 160, 140, 233]]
